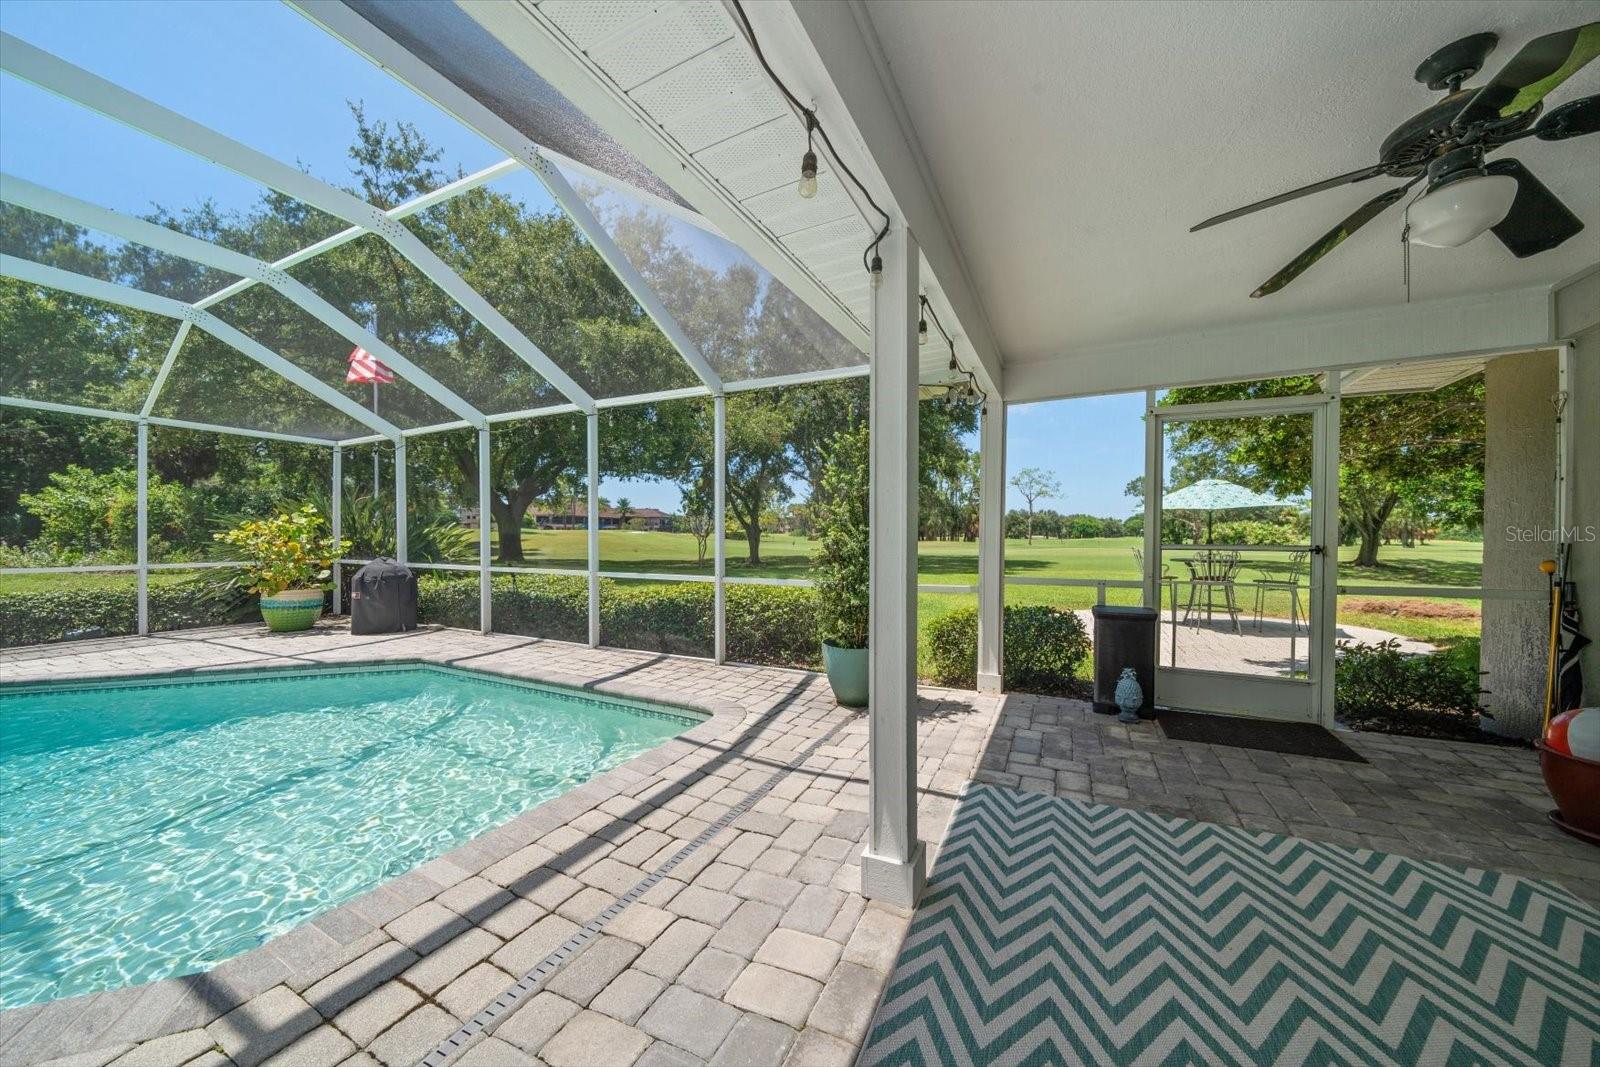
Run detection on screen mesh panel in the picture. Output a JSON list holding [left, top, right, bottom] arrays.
[[339, 441, 395, 559], [0, 73, 349, 262], [207, 286, 455, 430], [1, 407, 136, 566], [554, 162, 865, 382], [0, 277, 174, 412], [0, 204, 241, 304], [287, 232, 558, 415], [344, 0, 691, 209], [488, 411, 585, 571], [2, 4, 504, 208], [600, 397, 709, 576], [404, 427, 480, 564], [149, 326, 369, 440], [405, 170, 699, 401]]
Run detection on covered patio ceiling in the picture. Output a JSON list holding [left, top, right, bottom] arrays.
[[449, 0, 1598, 402]]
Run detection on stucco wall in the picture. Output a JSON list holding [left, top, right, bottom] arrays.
[[1480, 350, 1557, 738], [1568, 322, 1600, 705]]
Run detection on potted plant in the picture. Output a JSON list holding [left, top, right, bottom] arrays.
[[813, 424, 870, 707], [214, 505, 348, 633]]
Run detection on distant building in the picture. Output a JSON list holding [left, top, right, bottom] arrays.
[[529, 505, 674, 531]]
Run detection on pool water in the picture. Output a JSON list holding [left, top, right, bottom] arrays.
[[0, 665, 699, 1008]]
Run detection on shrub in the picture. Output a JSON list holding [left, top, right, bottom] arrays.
[[811, 424, 869, 650], [214, 505, 347, 595], [0, 577, 257, 647], [1335, 638, 1485, 738], [1209, 519, 1303, 546], [414, 575, 819, 669], [925, 605, 1090, 694]]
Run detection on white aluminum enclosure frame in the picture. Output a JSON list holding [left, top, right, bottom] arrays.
[[1148, 392, 1339, 725]]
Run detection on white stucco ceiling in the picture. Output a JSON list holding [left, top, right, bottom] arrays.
[[862, 0, 1600, 366]]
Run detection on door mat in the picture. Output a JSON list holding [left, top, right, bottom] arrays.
[[1158, 707, 1366, 762], [859, 783, 1600, 1066]]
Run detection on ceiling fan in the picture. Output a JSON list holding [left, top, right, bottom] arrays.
[[1192, 22, 1600, 298]]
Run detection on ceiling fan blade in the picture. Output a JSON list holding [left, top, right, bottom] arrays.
[[1535, 94, 1600, 140], [1455, 21, 1600, 127], [1483, 158, 1584, 257], [1250, 182, 1416, 298], [1190, 165, 1387, 232]]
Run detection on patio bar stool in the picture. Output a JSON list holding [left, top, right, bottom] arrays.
[[1252, 550, 1308, 632], [1132, 547, 1180, 614]]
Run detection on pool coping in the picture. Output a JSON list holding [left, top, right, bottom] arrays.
[[0, 642, 754, 1060]]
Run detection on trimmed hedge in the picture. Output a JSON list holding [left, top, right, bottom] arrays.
[[1335, 638, 1486, 740], [416, 574, 820, 670], [3, 570, 823, 671], [0, 580, 258, 646], [925, 605, 1090, 695]]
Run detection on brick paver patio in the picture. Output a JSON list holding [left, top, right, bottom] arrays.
[[1, 621, 1593, 1067]]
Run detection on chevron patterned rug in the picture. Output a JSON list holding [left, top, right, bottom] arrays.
[[860, 784, 1600, 1066]]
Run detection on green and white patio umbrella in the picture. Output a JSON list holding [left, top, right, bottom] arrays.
[[1161, 478, 1290, 543]]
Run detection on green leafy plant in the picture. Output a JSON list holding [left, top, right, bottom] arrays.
[[213, 505, 348, 596], [925, 605, 1090, 694], [811, 423, 870, 650], [1335, 638, 1487, 740]]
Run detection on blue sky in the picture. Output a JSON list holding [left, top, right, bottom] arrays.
[[2, 1, 1146, 519]]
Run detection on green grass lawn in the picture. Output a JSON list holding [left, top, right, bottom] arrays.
[[4, 532, 1482, 665]]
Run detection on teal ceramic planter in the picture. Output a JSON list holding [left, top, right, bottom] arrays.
[[822, 641, 869, 708], [260, 588, 324, 633]]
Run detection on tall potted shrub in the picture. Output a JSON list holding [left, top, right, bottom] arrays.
[[215, 505, 348, 633], [813, 424, 870, 706]]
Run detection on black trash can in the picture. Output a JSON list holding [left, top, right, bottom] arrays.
[[349, 558, 418, 635], [1091, 604, 1157, 718]]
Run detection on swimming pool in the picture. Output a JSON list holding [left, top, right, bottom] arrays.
[[0, 664, 700, 1008]]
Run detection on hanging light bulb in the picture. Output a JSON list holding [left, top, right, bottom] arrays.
[[948, 350, 958, 373], [798, 149, 818, 200], [798, 112, 819, 200], [869, 254, 883, 289], [918, 314, 929, 346]]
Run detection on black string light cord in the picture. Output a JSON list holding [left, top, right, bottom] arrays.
[[729, 0, 891, 278]]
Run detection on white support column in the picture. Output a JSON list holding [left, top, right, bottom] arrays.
[[331, 444, 343, 615], [714, 394, 728, 664], [136, 420, 149, 636], [587, 413, 600, 648], [976, 402, 1006, 691], [394, 441, 408, 564], [478, 427, 492, 634], [1312, 382, 1341, 726], [861, 222, 925, 907]]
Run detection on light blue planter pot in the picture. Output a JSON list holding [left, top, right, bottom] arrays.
[[822, 641, 869, 708]]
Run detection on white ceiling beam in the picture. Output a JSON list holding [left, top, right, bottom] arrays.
[[1004, 285, 1556, 404], [767, 0, 1004, 398], [290, 0, 724, 396], [1, 173, 487, 428], [0, 254, 402, 439], [0, 32, 595, 415], [453, 0, 871, 357]]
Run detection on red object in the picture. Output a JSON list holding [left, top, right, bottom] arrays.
[[1547, 709, 1579, 754], [346, 346, 394, 384], [1538, 741, 1600, 844]]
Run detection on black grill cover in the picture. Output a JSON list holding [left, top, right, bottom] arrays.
[[350, 558, 418, 635]]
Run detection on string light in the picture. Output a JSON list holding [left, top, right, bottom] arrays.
[[732, 0, 890, 285], [918, 295, 929, 345], [798, 114, 818, 200]]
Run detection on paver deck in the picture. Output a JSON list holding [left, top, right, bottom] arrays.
[[2, 622, 1593, 1067]]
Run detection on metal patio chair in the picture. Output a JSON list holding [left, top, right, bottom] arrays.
[[1180, 549, 1243, 634], [1252, 550, 1308, 632]]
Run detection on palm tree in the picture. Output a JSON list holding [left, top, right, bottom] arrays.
[[616, 497, 634, 530]]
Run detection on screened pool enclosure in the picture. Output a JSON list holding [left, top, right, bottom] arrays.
[[0, 7, 931, 659]]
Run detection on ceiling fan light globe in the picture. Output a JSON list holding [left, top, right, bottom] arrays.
[[1407, 174, 1518, 248]]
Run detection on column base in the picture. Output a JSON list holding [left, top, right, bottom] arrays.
[[976, 672, 1004, 693], [860, 842, 926, 907]]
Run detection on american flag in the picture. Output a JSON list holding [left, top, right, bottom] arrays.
[[346, 346, 394, 384]]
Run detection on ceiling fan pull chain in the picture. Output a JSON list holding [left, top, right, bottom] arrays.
[[1401, 207, 1412, 303]]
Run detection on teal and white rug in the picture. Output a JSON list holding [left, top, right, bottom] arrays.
[[861, 784, 1600, 1066]]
